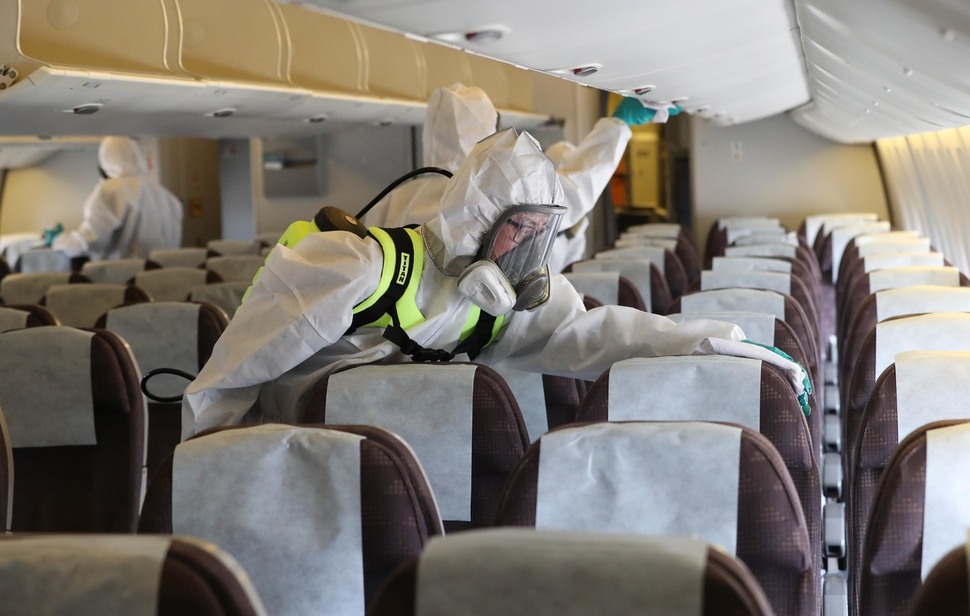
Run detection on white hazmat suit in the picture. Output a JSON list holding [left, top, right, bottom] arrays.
[[545, 117, 631, 274], [52, 137, 183, 260], [361, 83, 497, 228], [182, 129, 749, 438], [362, 84, 631, 276]]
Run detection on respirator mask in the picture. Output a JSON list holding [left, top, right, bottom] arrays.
[[457, 204, 566, 316]]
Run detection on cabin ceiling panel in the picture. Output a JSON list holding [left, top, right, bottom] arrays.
[[791, 0, 970, 142], [288, 0, 810, 126]]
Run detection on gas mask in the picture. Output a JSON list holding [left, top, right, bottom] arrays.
[[457, 204, 566, 316]]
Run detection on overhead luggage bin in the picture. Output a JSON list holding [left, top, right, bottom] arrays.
[[278, 5, 364, 94]]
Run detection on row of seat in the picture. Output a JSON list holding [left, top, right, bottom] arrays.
[[800, 212, 970, 616]]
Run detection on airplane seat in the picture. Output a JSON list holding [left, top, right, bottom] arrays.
[[95, 301, 229, 484], [566, 258, 671, 314], [134, 267, 223, 302], [857, 419, 970, 616], [147, 247, 208, 269], [615, 225, 702, 286], [593, 245, 689, 300], [488, 365, 586, 443], [576, 355, 821, 570], [669, 288, 820, 380], [0, 304, 59, 331], [711, 255, 821, 319], [494, 421, 818, 616], [837, 287, 970, 403], [696, 270, 820, 340], [203, 255, 264, 283], [0, 256, 9, 281], [303, 362, 530, 532], [139, 423, 443, 614], [369, 529, 776, 616], [582, 295, 603, 309], [837, 267, 969, 350], [665, 311, 821, 450], [841, 313, 970, 492], [908, 541, 970, 616], [836, 248, 939, 318], [563, 271, 646, 311], [846, 352, 970, 613], [40, 283, 151, 328], [14, 247, 72, 273], [836, 234, 929, 288], [0, 535, 266, 616], [205, 239, 262, 257], [188, 281, 250, 320], [0, 326, 145, 532], [81, 258, 162, 284], [0, 271, 90, 305]]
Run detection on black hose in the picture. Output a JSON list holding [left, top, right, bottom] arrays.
[[140, 367, 197, 403], [354, 167, 453, 220]]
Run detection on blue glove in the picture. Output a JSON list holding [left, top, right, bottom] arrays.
[[742, 339, 813, 416], [612, 97, 657, 126], [42, 223, 64, 247]]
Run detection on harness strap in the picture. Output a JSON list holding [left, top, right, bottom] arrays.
[[349, 225, 507, 362]]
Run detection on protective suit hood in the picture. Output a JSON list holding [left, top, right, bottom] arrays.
[[422, 83, 498, 172], [99, 136, 148, 179], [422, 128, 563, 275]]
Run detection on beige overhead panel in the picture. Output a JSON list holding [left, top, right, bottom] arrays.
[[465, 53, 511, 110], [279, 5, 363, 94], [421, 44, 473, 96], [174, 0, 289, 83], [355, 26, 424, 101], [791, 0, 970, 143], [0, 0, 550, 137], [300, 0, 811, 127]]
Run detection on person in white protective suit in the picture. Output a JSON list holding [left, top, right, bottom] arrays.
[[361, 83, 658, 276], [360, 82, 498, 228], [182, 129, 807, 438], [49, 136, 183, 260]]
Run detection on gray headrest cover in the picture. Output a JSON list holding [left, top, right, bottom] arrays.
[[875, 313, 970, 376], [0, 327, 96, 447], [0, 535, 170, 616], [724, 244, 798, 259], [326, 363, 476, 521], [563, 272, 619, 306], [607, 356, 761, 429], [875, 286, 970, 322], [595, 246, 667, 275], [712, 256, 792, 273], [856, 237, 929, 258], [173, 424, 364, 616], [701, 270, 791, 295], [205, 256, 264, 282], [571, 259, 652, 310], [148, 247, 207, 268], [106, 303, 199, 398], [416, 529, 706, 616], [868, 267, 960, 294], [81, 259, 146, 284], [669, 311, 776, 346], [135, 268, 208, 302], [0, 272, 72, 304], [0, 308, 29, 333], [536, 422, 741, 555], [895, 351, 970, 444], [189, 281, 249, 317], [924, 423, 970, 580], [681, 288, 786, 319], [490, 365, 547, 442], [615, 237, 678, 251], [862, 252, 943, 273], [45, 284, 128, 328]]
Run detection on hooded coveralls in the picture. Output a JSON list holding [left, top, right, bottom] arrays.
[[182, 129, 744, 438], [52, 137, 184, 260]]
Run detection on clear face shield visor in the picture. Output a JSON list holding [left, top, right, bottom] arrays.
[[477, 204, 566, 310]]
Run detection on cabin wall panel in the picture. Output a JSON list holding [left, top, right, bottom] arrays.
[[691, 113, 889, 248]]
